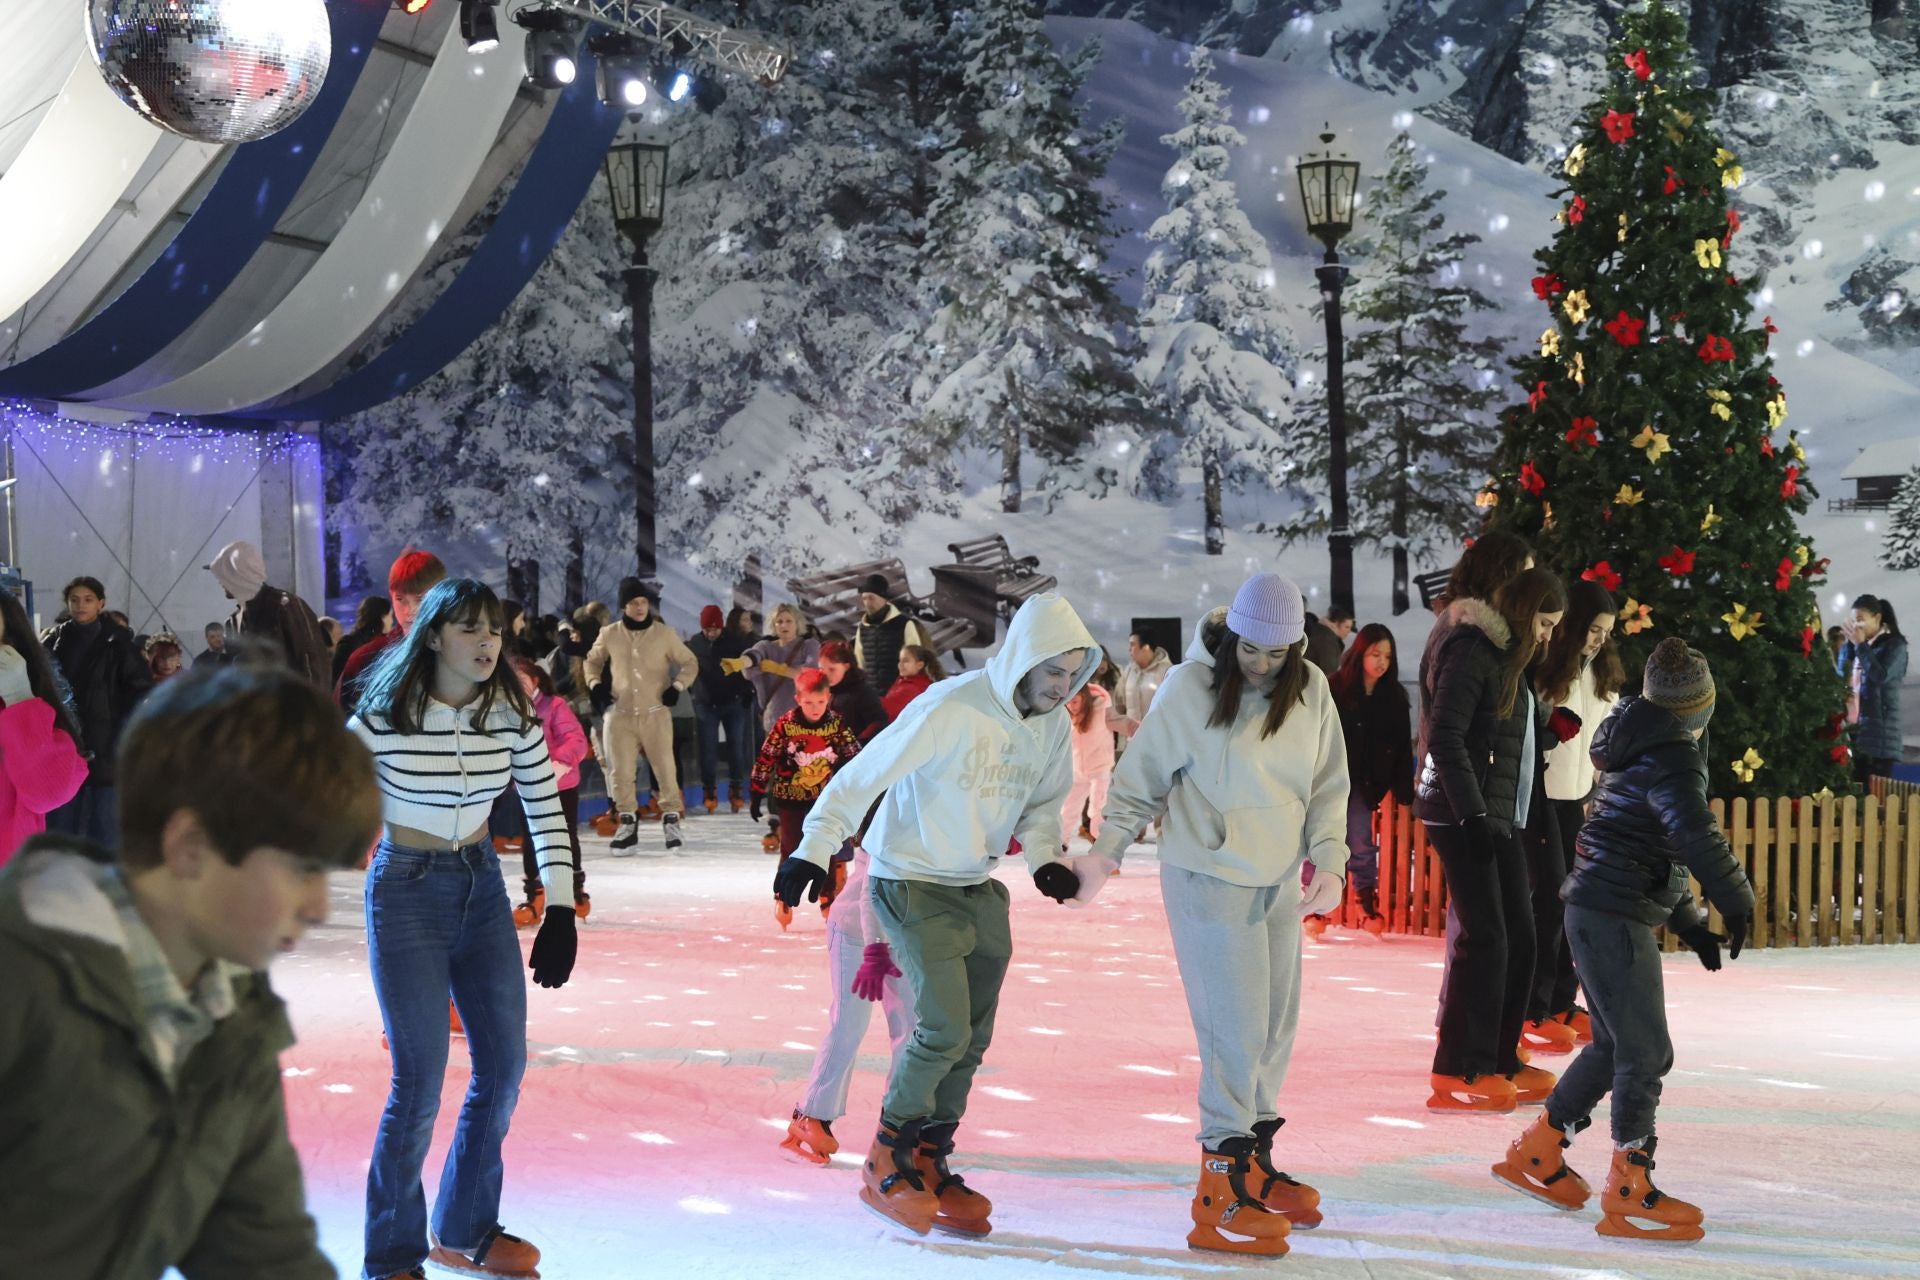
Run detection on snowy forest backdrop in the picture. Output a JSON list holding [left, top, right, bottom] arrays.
[[321, 0, 1920, 643]]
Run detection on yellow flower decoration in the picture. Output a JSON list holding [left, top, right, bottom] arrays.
[[1664, 122, 1686, 145], [1674, 110, 1695, 127], [1631, 424, 1672, 463], [1621, 598, 1654, 635], [1715, 147, 1738, 166], [1791, 439, 1806, 462], [1541, 327, 1561, 357], [1542, 501, 1556, 531], [1618, 212, 1629, 244], [1565, 143, 1587, 177], [1701, 504, 1721, 534], [1722, 602, 1765, 640], [1475, 488, 1500, 509], [1570, 351, 1587, 387], [1766, 394, 1788, 428], [1707, 389, 1733, 421], [1615, 483, 1645, 507], [1563, 289, 1591, 324], [1730, 747, 1766, 784], [1794, 544, 1810, 568], [1722, 164, 1744, 189], [1693, 238, 1723, 269]]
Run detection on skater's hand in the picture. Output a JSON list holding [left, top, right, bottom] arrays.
[[774, 855, 826, 908], [750, 793, 764, 822], [1033, 860, 1080, 903], [1677, 923, 1725, 972], [529, 907, 578, 988], [851, 942, 901, 1001], [1061, 853, 1119, 907], [0, 646, 33, 707], [661, 685, 681, 707], [1546, 707, 1583, 744], [1723, 913, 1749, 960], [719, 657, 746, 676], [1298, 865, 1345, 918]]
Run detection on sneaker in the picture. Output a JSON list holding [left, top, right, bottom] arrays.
[[663, 812, 684, 850], [610, 813, 640, 853]]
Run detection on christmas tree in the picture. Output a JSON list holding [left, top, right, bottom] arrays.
[[1136, 46, 1302, 557], [1881, 465, 1920, 572], [1343, 131, 1503, 614], [1482, 0, 1850, 798]]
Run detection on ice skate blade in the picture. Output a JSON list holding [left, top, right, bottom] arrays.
[[858, 1186, 935, 1236], [426, 1251, 538, 1279], [930, 1214, 992, 1238], [778, 1136, 832, 1166], [1491, 1164, 1587, 1211], [1186, 1224, 1289, 1257], [1597, 1214, 1705, 1244], [1427, 1093, 1517, 1114], [1274, 1207, 1323, 1229]]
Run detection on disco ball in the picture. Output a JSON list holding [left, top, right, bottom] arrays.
[[88, 0, 332, 145]]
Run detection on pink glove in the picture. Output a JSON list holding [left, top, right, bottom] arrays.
[[851, 942, 901, 1002]]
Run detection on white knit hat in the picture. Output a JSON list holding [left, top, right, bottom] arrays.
[[1226, 573, 1306, 647]]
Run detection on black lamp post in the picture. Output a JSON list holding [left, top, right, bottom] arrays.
[[1296, 128, 1361, 619], [604, 137, 670, 582]]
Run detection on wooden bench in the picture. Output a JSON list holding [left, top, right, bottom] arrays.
[[785, 558, 974, 658], [1414, 568, 1453, 613], [946, 533, 1057, 614]]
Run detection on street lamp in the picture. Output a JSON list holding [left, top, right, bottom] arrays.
[[604, 137, 670, 582], [1296, 127, 1361, 618]]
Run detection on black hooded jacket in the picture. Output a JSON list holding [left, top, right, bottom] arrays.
[[1414, 597, 1540, 835], [1563, 696, 1756, 931]]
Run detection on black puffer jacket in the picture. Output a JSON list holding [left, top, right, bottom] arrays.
[[44, 620, 153, 786], [1336, 679, 1415, 810], [1563, 697, 1756, 931], [1415, 597, 1538, 835]]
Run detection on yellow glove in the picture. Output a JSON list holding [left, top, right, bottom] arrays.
[[761, 660, 793, 678], [719, 657, 746, 676]]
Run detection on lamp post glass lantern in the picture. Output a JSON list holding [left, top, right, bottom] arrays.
[[1295, 128, 1360, 618], [604, 139, 670, 582]]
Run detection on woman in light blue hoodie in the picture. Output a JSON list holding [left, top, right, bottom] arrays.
[[1079, 573, 1350, 1258]]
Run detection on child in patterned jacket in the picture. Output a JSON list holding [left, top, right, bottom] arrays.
[[752, 669, 864, 922]]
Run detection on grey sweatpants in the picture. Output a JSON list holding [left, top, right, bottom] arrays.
[[1162, 862, 1305, 1148], [798, 914, 913, 1122], [870, 876, 1013, 1128], [1545, 904, 1675, 1144]]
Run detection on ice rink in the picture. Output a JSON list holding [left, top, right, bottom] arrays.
[[272, 818, 1920, 1279]]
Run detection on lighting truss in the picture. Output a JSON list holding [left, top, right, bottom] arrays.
[[507, 0, 789, 84]]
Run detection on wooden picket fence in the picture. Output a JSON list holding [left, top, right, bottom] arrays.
[[1330, 793, 1920, 948]]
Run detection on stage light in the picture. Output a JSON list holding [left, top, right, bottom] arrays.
[[591, 32, 652, 112], [515, 6, 580, 90], [669, 71, 691, 102], [459, 0, 498, 53]]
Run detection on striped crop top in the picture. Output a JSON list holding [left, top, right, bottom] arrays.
[[348, 698, 575, 908]]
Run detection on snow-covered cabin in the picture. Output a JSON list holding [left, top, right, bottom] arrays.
[[1838, 436, 1920, 509]]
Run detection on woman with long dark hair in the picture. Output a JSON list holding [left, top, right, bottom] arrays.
[[335, 595, 394, 685], [0, 590, 88, 862], [1417, 566, 1565, 1112], [1524, 580, 1624, 1051], [349, 578, 577, 1280], [1322, 623, 1414, 937], [1839, 594, 1907, 788], [817, 638, 890, 744]]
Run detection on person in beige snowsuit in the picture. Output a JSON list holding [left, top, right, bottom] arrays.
[[584, 577, 697, 851]]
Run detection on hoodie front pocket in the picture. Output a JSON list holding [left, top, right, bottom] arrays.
[[1214, 798, 1307, 865]]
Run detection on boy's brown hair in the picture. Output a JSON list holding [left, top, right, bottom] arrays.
[[388, 549, 447, 598], [117, 666, 381, 871]]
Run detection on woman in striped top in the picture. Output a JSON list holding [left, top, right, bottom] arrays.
[[349, 578, 575, 1280]]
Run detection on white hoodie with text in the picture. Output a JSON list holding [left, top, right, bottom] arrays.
[[795, 594, 1100, 885]]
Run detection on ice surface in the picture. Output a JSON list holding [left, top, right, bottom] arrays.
[[265, 819, 1920, 1279]]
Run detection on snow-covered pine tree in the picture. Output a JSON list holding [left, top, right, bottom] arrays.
[[1882, 464, 1920, 571], [1136, 45, 1301, 556], [1343, 131, 1503, 613], [648, 0, 953, 577], [907, 0, 1146, 514]]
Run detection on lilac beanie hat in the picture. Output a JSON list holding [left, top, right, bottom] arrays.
[[1226, 573, 1306, 647]]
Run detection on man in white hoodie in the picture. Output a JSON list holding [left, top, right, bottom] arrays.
[[774, 593, 1099, 1238]]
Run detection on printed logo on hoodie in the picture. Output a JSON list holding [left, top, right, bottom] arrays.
[[957, 739, 1041, 801]]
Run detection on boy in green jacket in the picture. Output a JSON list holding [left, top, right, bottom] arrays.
[[0, 665, 381, 1279]]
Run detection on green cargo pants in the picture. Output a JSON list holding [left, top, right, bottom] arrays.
[[869, 875, 1013, 1128]]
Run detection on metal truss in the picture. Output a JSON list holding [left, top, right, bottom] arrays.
[[509, 0, 791, 83]]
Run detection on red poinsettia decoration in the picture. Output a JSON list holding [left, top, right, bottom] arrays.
[[1532, 273, 1566, 301], [1802, 627, 1817, 659], [1662, 165, 1680, 195], [1624, 48, 1653, 80], [1775, 558, 1795, 591], [1800, 556, 1830, 580], [1697, 334, 1736, 362], [1723, 207, 1742, 247], [1831, 744, 1852, 764], [1601, 109, 1636, 143], [1818, 712, 1846, 741], [1567, 194, 1588, 224], [1759, 435, 1776, 458], [1519, 461, 1547, 496], [1604, 310, 1645, 346], [1657, 545, 1696, 576], [1781, 463, 1801, 500], [1762, 314, 1778, 349], [1581, 561, 1623, 592], [1529, 380, 1550, 412], [1565, 416, 1600, 450]]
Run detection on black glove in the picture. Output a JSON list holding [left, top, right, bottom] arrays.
[[750, 793, 764, 822], [1033, 860, 1081, 903], [1677, 923, 1724, 972], [774, 856, 827, 908], [662, 686, 681, 707], [1723, 913, 1749, 961], [529, 907, 578, 988]]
